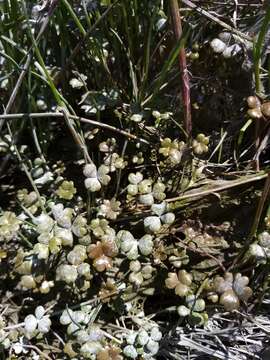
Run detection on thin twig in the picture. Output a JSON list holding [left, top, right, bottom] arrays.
[[61, 108, 92, 164], [0, 55, 31, 132], [254, 124, 270, 162], [0, 112, 150, 144], [166, 172, 268, 203], [249, 171, 270, 241], [181, 0, 253, 43]]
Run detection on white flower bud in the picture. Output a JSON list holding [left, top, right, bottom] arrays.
[[186, 295, 205, 312], [67, 322, 80, 335], [127, 243, 139, 260], [146, 339, 159, 355], [218, 32, 231, 42], [88, 325, 103, 341], [127, 184, 138, 196], [83, 164, 97, 178], [126, 332, 137, 345], [67, 245, 87, 265], [258, 231, 270, 247], [35, 306, 45, 320], [177, 305, 190, 317], [210, 38, 226, 53], [34, 171, 53, 185], [128, 172, 143, 184], [76, 329, 90, 343], [117, 230, 138, 259], [33, 243, 49, 259], [129, 271, 144, 285], [152, 110, 161, 118], [137, 329, 149, 346], [123, 344, 138, 359], [117, 231, 135, 251], [156, 18, 166, 31], [24, 191, 38, 205], [12, 342, 24, 354], [56, 264, 77, 284], [2, 338, 10, 349], [84, 178, 101, 192], [32, 167, 44, 178], [40, 280, 54, 294], [54, 227, 73, 247], [138, 235, 153, 256], [38, 316, 51, 333], [138, 179, 152, 194], [36, 99, 47, 110], [77, 263, 91, 279], [51, 204, 73, 228], [72, 215, 87, 237], [170, 149, 182, 164], [24, 314, 37, 334], [20, 275, 36, 289], [38, 231, 52, 245], [141, 265, 154, 279], [160, 212, 175, 225], [60, 309, 73, 325], [34, 214, 54, 234], [150, 327, 162, 341], [69, 78, 84, 89], [73, 310, 86, 324], [129, 260, 141, 272], [79, 234, 92, 245], [160, 112, 171, 120], [144, 216, 161, 233], [151, 202, 167, 216], [130, 114, 143, 123], [139, 194, 154, 206], [51, 203, 64, 218]]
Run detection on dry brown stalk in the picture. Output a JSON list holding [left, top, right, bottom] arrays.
[[169, 0, 192, 137]]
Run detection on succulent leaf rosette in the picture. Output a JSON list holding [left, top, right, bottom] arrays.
[[123, 325, 162, 359], [84, 163, 111, 192], [213, 272, 252, 311], [56, 180, 77, 200], [159, 138, 186, 164], [165, 270, 193, 297], [116, 230, 154, 260], [249, 231, 270, 264], [177, 295, 208, 326]]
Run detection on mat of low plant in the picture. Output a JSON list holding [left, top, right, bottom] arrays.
[[0, 1, 270, 359]]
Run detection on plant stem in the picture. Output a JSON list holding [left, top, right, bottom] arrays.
[[169, 0, 192, 137], [249, 172, 270, 241], [253, 4, 270, 162], [61, 0, 86, 36], [253, 4, 270, 97], [0, 112, 150, 145], [166, 172, 268, 203], [0, 55, 31, 132]]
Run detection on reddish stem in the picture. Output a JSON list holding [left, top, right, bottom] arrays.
[[169, 0, 192, 137]]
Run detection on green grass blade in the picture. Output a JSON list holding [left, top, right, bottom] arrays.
[[253, 5, 270, 95], [144, 28, 189, 106]]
